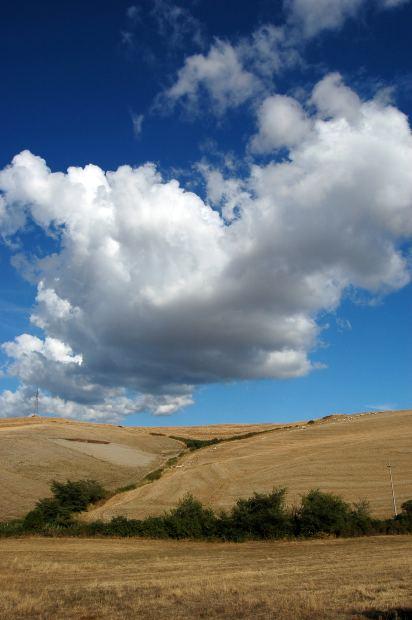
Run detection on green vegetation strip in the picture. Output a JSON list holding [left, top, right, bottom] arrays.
[[168, 425, 297, 451], [1, 479, 412, 542]]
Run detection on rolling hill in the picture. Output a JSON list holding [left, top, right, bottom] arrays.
[[1, 409, 411, 522], [0, 417, 181, 520], [86, 409, 412, 521]]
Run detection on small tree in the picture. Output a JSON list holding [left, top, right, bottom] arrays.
[[50, 479, 107, 513], [228, 488, 291, 539], [395, 499, 412, 532], [401, 499, 412, 516], [350, 500, 373, 535], [296, 489, 352, 537], [23, 498, 73, 530], [163, 494, 218, 539]]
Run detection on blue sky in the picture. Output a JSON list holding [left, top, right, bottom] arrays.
[[0, 0, 411, 425]]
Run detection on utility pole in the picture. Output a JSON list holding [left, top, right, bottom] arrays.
[[387, 463, 397, 517], [34, 388, 39, 417]]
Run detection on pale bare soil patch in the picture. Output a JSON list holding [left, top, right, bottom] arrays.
[[52, 438, 156, 467], [0, 418, 181, 520], [87, 409, 412, 522], [0, 536, 410, 619]]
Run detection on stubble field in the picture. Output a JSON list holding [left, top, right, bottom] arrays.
[[0, 536, 411, 619]]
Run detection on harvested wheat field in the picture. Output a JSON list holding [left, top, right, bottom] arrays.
[[0, 536, 411, 619], [143, 422, 285, 439], [0, 417, 181, 520], [87, 409, 412, 522]]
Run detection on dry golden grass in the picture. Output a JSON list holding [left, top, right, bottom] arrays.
[[0, 536, 410, 619], [87, 409, 412, 522], [0, 417, 181, 520], [142, 422, 286, 439]]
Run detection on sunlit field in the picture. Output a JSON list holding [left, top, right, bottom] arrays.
[[0, 536, 411, 619], [87, 410, 412, 522]]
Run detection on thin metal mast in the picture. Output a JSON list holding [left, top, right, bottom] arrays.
[[387, 463, 397, 517]]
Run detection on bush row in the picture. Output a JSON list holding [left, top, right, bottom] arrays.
[[168, 427, 293, 451], [1, 481, 412, 541]]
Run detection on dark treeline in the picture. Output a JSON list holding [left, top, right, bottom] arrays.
[[1, 480, 412, 541]]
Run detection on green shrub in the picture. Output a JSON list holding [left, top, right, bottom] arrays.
[[144, 468, 163, 482], [23, 498, 74, 530], [105, 516, 144, 537], [115, 483, 137, 493], [0, 519, 25, 537], [4, 479, 412, 542], [18, 479, 109, 533], [169, 436, 220, 450], [393, 499, 412, 532], [50, 479, 107, 512], [349, 500, 374, 535], [296, 489, 352, 536], [401, 499, 412, 516], [140, 515, 170, 538], [225, 488, 291, 540], [163, 494, 218, 539]]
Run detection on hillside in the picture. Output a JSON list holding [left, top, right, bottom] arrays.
[[86, 409, 412, 521], [2, 410, 411, 523], [143, 422, 285, 440], [0, 417, 181, 520]]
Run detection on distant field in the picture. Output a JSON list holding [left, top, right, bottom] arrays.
[[0, 536, 410, 619], [87, 409, 412, 521], [143, 422, 286, 439], [2, 410, 412, 523], [0, 417, 181, 520]]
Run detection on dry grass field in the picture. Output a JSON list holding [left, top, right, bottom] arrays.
[[143, 422, 285, 439], [0, 536, 411, 619], [0, 417, 181, 520], [2, 409, 411, 523], [87, 409, 412, 522]]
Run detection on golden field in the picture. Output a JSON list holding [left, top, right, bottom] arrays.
[[0, 417, 181, 520], [1, 411, 412, 619], [87, 409, 412, 521], [143, 421, 284, 439], [1, 409, 411, 523], [0, 536, 411, 619]]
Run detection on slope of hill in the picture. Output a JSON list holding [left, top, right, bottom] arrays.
[[86, 409, 412, 521], [142, 422, 285, 440], [0, 417, 181, 520]]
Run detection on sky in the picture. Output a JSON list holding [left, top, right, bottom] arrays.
[[0, 0, 411, 426]]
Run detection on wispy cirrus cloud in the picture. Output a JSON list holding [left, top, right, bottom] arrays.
[[121, 0, 205, 57], [285, 0, 410, 38]]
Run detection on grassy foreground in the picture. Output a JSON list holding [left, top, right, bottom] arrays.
[[0, 536, 411, 619]]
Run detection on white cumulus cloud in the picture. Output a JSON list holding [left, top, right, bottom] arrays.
[[311, 72, 361, 123], [250, 95, 312, 153], [0, 76, 412, 422], [164, 25, 300, 115], [165, 39, 259, 114]]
